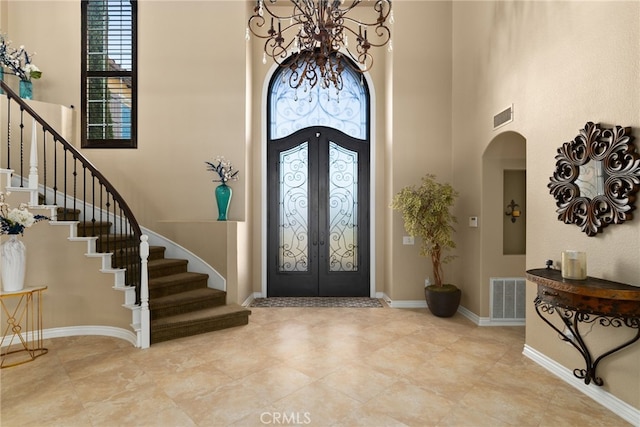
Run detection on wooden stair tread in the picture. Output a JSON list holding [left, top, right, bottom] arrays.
[[77, 221, 112, 226], [150, 287, 225, 308], [151, 304, 251, 329], [148, 271, 208, 286], [148, 258, 188, 268]]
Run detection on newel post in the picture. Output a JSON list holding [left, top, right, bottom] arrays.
[[139, 234, 150, 348], [28, 118, 39, 206]]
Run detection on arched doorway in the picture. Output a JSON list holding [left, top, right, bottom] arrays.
[[481, 131, 527, 322], [265, 56, 371, 297]]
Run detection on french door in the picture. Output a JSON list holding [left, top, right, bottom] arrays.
[[267, 126, 370, 297]]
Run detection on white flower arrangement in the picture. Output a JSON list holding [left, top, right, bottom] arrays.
[[0, 192, 47, 235], [205, 156, 240, 183], [0, 34, 42, 82]]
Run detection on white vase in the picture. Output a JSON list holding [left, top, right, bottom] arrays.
[[1, 235, 26, 292]]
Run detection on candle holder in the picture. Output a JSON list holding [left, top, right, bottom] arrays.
[[561, 251, 587, 280]]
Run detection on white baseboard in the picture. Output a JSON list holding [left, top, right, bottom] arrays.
[[380, 293, 426, 308], [523, 344, 640, 426], [2, 326, 138, 347], [1, 325, 137, 348], [242, 292, 261, 307], [457, 305, 480, 324], [43, 326, 137, 347]]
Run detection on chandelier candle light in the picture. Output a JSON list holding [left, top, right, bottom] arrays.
[[247, 0, 393, 92]]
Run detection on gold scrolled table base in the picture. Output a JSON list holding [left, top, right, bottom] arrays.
[[1, 286, 48, 368]]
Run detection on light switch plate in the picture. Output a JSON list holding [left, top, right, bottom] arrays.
[[469, 216, 478, 227]]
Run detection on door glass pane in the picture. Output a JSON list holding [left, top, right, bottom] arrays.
[[270, 57, 367, 140], [328, 142, 358, 272], [279, 142, 309, 272]]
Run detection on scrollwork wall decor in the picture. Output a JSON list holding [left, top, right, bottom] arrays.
[[548, 122, 640, 236]]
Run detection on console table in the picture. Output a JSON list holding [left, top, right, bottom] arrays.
[[0, 286, 48, 368], [526, 268, 640, 386]]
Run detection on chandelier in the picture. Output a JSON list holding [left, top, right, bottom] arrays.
[[247, 0, 393, 92]]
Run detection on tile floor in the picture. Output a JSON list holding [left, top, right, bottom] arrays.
[[1, 306, 632, 426]]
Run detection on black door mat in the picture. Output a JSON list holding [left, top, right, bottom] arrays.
[[250, 297, 384, 308]]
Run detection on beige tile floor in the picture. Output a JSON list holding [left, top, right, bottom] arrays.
[[1, 306, 632, 427]]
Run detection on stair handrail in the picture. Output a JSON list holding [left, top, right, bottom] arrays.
[[1, 80, 143, 296]]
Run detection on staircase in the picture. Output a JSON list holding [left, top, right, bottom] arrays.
[[0, 78, 250, 347], [63, 207, 251, 345], [147, 247, 251, 344]]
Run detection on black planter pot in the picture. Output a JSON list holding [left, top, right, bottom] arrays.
[[425, 284, 461, 317]]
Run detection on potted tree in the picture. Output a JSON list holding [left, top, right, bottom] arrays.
[[391, 174, 461, 317]]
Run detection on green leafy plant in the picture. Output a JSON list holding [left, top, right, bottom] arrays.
[[391, 174, 458, 287]]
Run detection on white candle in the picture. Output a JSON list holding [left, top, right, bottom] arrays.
[[562, 251, 587, 280]]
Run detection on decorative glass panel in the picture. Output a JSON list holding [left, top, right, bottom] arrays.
[[279, 142, 309, 272], [270, 59, 367, 140], [328, 142, 358, 271]]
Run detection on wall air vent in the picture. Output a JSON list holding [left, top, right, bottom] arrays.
[[493, 104, 513, 130], [490, 277, 526, 324]]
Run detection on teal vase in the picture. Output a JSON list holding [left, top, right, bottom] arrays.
[[0, 68, 4, 94], [215, 183, 232, 221], [19, 80, 33, 99]]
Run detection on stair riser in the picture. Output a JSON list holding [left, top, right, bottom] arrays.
[[56, 210, 80, 221], [148, 263, 188, 279], [148, 248, 166, 262], [96, 238, 137, 253], [151, 314, 249, 344], [78, 224, 112, 237], [109, 247, 165, 267], [111, 257, 140, 271], [151, 295, 226, 320], [149, 278, 208, 299]]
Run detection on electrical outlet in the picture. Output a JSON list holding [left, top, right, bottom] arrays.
[[403, 236, 415, 245]]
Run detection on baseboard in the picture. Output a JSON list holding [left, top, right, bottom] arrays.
[[456, 305, 480, 324], [43, 326, 137, 347], [242, 292, 261, 307], [380, 293, 427, 308], [523, 344, 640, 426], [1, 325, 137, 348]]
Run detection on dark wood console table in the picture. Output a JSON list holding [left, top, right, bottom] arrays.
[[526, 268, 640, 386]]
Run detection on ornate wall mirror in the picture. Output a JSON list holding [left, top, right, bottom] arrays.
[[548, 122, 639, 236]]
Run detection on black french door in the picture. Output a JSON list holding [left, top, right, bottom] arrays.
[[267, 126, 370, 297]]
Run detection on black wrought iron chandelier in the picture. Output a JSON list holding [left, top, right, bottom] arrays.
[[247, 0, 393, 91]]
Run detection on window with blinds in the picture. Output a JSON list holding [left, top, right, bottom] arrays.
[[81, 0, 137, 148]]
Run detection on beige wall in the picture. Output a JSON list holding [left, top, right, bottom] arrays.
[[5, 0, 253, 303], [387, 0, 453, 300], [452, 0, 639, 409], [0, 190, 130, 332], [3, 0, 638, 410]]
